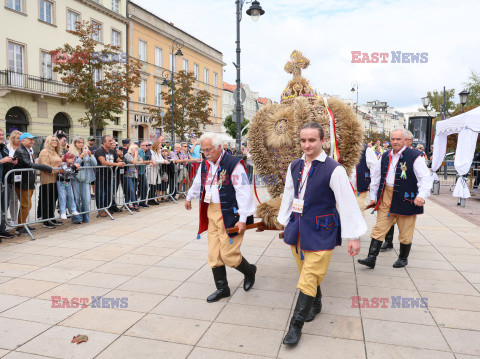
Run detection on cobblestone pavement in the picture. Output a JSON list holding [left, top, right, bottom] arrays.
[[0, 198, 479, 358]]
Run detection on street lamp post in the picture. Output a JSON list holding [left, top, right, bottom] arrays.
[[351, 82, 358, 113], [161, 38, 184, 145], [459, 89, 470, 112], [234, 0, 265, 157]]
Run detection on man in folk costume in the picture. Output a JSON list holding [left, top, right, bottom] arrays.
[[380, 129, 417, 252], [351, 144, 378, 212], [185, 133, 256, 303], [358, 128, 432, 269], [277, 122, 367, 346]]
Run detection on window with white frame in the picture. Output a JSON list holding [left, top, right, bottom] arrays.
[[193, 64, 199, 80], [91, 20, 102, 42], [154, 47, 163, 67], [213, 72, 218, 87], [111, 0, 120, 13], [8, 42, 24, 74], [39, 0, 54, 24], [41, 51, 53, 79], [212, 99, 217, 117], [204, 68, 209, 84], [6, 0, 22, 12], [67, 10, 79, 31], [138, 40, 147, 61], [182, 58, 189, 72], [111, 29, 121, 47], [139, 79, 147, 103], [155, 83, 162, 107]]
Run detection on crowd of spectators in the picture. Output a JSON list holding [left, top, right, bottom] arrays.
[[0, 131, 241, 240]]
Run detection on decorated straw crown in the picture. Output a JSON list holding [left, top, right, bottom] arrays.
[[281, 50, 318, 105]]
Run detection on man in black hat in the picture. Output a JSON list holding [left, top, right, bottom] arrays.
[[122, 139, 130, 156]]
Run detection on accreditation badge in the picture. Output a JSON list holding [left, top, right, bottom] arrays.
[[204, 193, 212, 203], [292, 198, 304, 214]]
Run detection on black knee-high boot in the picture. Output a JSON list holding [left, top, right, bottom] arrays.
[[381, 225, 394, 251], [235, 257, 257, 291], [283, 292, 315, 345], [393, 243, 412, 268], [305, 285, 322, 322], [357, 238, 383, 269], [206, 266, 230, 303]]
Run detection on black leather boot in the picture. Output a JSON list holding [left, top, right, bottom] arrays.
[[305, 285, 322, 322], [235, 257, 257, 291], [206, 266, 231, 303], [393, 243, 412, 268], [357, 239, 383, 269], [283, 292, 315, 345], [381, 225, 394, 251]]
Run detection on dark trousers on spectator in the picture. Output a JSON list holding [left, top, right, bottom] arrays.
[[137, 174, 148, 205], [39, 183, 58, 220], [95, 178, 112, 210]]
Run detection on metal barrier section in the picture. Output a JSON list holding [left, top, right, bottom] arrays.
[[3, 166, 114, 239], [175, 162, 200, 199]]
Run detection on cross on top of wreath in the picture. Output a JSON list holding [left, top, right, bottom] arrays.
[[284, 50, 310, 78]]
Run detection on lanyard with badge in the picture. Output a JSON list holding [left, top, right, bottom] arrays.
[[204, 153, 224, 204], [292, 161, 314, 214]]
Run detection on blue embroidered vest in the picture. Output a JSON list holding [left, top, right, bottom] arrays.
[[356, 145, 371, 193], [376, 147, 423, 216], [199, 152, 253, 237], [283, 156, 342, 251]]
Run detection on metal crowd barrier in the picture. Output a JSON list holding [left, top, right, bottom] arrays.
[[3, 166, 114, 239], [434, 161, 480, 192], [0, 159, 242, 240], [175, 162, 200, 199], [113, 162, 177, 213]]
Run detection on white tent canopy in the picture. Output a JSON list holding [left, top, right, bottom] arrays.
[[432, 106, 480, 198]]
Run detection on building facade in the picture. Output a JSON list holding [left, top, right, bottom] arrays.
[[127, 2, 225, 141], [0, 0, 128, 140]]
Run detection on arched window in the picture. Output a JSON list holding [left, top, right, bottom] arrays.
[[53, 112, 71, 136], [6, 107, 28, 133]]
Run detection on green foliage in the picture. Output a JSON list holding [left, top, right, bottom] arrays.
[[149, 70, 212, 141], [52, 21, 141, 131], [223, 114, 249, 139]]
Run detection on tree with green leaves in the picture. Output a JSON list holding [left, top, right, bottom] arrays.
[[149, 70, 212, 141], [52, 21, 141, 134], [464, 70, 480, 108], [418, 88, 456, 115], [223, 114, 249, 139]]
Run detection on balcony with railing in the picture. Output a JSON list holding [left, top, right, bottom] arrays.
[[0, 70, 73, 97]]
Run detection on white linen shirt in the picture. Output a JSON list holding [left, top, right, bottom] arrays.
[[277, 151, 367, 239], [369, 146, 432, 201], [186, 151, 255, 223]]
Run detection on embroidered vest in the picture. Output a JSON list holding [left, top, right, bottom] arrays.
[[197, 152, 253, 237], [376, 147, 423, 216], [356, 145, 371, 193], [283, 156, 342, 251]]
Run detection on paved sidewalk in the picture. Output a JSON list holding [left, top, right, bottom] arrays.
[[0, 200, 479, 358]]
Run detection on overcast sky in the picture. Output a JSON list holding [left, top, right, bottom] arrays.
[[135, 0, 480, 114]]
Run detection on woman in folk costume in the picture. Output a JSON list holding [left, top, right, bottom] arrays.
[[277, 123, 366, 345], [185, 133, 257, 303]]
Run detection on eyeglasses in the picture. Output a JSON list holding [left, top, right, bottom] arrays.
[[51, 140, 58, 142]]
